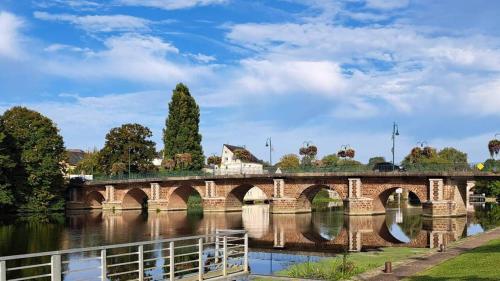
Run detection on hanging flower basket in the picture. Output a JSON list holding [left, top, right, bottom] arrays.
[[345, 148, 355, 158], [488, 139, 500, 157], [337, 150, 346, 158]]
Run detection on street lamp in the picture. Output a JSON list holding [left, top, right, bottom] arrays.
[[128, 146, 132, 179], [265, 137, 273, 166], [391, 122, 399, 171], [417, 141, 427, 148]]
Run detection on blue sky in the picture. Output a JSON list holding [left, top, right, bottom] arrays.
[[0, 0, 499, 163]]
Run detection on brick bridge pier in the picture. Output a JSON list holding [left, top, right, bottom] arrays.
[[67, 172, 497, 217]]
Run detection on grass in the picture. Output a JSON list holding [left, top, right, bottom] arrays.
[[405, 238, 500, 281], [269, 247, 430, 280]]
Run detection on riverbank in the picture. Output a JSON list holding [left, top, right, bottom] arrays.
[[356, 226, 500, 281]]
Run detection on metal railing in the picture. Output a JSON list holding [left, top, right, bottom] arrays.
[[0, 230, 248, 281], [83, 162, 499, 182]]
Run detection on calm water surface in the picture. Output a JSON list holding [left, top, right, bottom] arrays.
[[1, 203, 499, 276]]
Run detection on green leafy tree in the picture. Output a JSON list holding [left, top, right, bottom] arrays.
[[163, 83, 204, 170], [322, 154, 340, 167], [278, 154, 300, 169], [99, 123, 157, 175], [402, 146, 467, 166], [74, 148, 103, 175], [368, 156, 386, 167], [2, 107, 66, 212], [438, 147, 468, 163], [0, 122, 16, 208]]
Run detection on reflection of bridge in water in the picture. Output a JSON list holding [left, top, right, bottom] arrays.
[[66, 206, 467, 254]]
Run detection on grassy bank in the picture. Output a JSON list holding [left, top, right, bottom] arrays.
[[406, 238, 500, 281], [258, 247, 430, 280]]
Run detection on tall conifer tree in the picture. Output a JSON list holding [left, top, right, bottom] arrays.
[[163, 83, 204, 170]]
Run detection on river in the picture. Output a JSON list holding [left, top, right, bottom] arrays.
[[1, 203, 499, 276]]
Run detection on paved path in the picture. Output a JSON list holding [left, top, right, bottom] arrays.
[[354, 227, 500, 281]]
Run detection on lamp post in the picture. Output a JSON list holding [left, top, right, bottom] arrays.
[[391, 122, 399, 171], [265, 137, 273, 166], [417, 141, 427, 148], [128, 146, 132, 179]]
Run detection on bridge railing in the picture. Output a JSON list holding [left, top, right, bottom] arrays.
[[84, 162, 499, 182], [0, 230, 248, 281]]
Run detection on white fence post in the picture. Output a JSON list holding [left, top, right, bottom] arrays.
[[100, 249, 107, 281], [222, 236, 227, 276], [198, 238, 203, 281], [169, 241, 175, 281], [138, 245, 144, 281], [214, 230, 219, 264], [0, 261, 6, 281], [51, 255, 61, 281], [244, 233, 249, 272]]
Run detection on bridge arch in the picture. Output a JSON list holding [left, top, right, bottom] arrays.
[[85, 190, 105, 209], [225, 184, 271, 211], [167, 185, 202, 210], [295, 184, 344, 213], [373, 186, 425, 214], [122, 188, 149, 210]]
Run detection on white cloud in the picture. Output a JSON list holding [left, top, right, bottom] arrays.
[[187, 53, 216, 63], [33, 11, 151, 32], [464, 79, 500, 116], [0, 11, 24, 59], [44, 43, 92, 54], [116, 0, 227, 10], [42, 34, 212, 84], [365, 0, 410, 10]]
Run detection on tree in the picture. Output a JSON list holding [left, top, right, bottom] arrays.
[[368, 156, 386, 167], [99, 123, 157, 175], [207, 155, 221, 166], [2, 107, 66, 212], [74, 148, 102, 175], [233, 149, 252, 162], [438, 147, 467, 163], [163, 83, 204, 170], [322, 154, 340, 167], [278, 154, 300, 169], [0, 122, 15, 208], [402, 146, 468, 166], [175, 153, 192, 169]]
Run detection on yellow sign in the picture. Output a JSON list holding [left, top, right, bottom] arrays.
[[476, 163, 484, 170]]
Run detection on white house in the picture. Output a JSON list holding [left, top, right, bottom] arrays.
[[214, 144, 264, 175]]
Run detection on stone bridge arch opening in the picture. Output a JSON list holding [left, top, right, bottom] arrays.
[[226, 184, 270, 212], [167, 185, 202, 211], [296, 185, 343, 213], [374, 187, 424, 214], [122, 188, 149, 210], [85, 190, 105, 209]]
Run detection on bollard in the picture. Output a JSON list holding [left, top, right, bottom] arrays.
[[384, 261, 392, 273]]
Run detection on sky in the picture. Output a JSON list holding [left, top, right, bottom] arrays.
[[0, 0, 499, 164]]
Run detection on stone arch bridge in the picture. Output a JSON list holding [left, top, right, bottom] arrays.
[[67, 172, 498, 217]]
